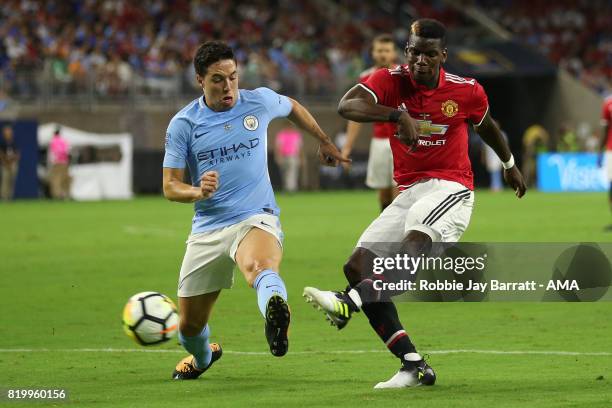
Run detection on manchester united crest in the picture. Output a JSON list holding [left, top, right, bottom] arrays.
[[441, 100, 459, 117]]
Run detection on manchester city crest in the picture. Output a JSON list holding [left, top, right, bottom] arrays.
[[243, 115, 259, 131]]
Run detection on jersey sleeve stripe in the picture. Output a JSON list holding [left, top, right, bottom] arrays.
[[389, 66, 403, 74], [445, 73, 465, 80], [445, 77, 475, 86], [474, 105, 489, 127], [445, 73, 474, 82], [357, 83, 379, 104]]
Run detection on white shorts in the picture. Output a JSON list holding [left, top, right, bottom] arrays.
[[606, 151, 612, 181], [366, 137, 395, 189], [177, 213, 283, 297], [357, 179, 474, 254]]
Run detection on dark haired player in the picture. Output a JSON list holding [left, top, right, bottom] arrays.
[[342, 34, 399, 211], [304, 19, 526, 388], [164, 41, 347, 379]]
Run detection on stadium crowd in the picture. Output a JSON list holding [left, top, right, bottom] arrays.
[[0, 0, 464, 100], [480, 0, 611, 95], [0, 0, 609, 100]]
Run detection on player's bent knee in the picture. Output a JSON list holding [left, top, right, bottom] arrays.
[[242, 259, 280, 287]]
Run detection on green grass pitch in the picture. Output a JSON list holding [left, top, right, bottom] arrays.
[[1, 190, 611, 407]]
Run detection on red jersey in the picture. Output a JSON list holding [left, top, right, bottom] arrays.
[[602, 96, 612, 150], [359, 67, 398, 139], [361, 66, 489, 190]]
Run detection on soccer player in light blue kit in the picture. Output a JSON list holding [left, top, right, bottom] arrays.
[[163, 41, 347, 380]]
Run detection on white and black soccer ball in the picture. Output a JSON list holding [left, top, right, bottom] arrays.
[[122, 291, 179, 346]]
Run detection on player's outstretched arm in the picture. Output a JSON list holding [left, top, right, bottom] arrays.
[[287, 97, 350, 167], [163, 168, 219, 203], [338, 85, 419, 149], [475, 113, 526, 198]]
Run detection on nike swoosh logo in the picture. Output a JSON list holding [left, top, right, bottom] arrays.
[[194, 131, 210, 139], [260, 221, 271, 227], [265, 285, 282, 289]]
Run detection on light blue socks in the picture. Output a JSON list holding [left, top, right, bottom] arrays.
[[253, 269, 288, 317], [178, 324, 211, 369]]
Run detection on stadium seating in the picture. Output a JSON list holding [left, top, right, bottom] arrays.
[[479, 0, 611, 95], [0, 0, 609, 100], [0, 0, 466, 101]]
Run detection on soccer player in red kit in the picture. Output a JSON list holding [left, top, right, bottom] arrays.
[[341, 34, 399, 211], [598, 94, 612, 226], [304, 19, 526, 388]]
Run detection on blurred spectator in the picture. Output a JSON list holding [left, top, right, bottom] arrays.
[[0, 124, 19, 200], [557, 124, 579, 152], [99, 52, 133, 96], [47, 52, 72, 95], [576, 121, 598, 152], [48, 126, 71, 200], [522, 124, 549, 188], [584, 131, 599, 153], [275, 123, 302, 192], [0, 89, 18, 119]]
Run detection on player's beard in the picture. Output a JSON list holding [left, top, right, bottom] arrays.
[[412, 66, 438, 87]]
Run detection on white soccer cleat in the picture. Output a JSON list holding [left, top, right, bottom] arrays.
[[303, 287, 353, 329], [374, 368, 419, 389], [374, 353, 436, 389]]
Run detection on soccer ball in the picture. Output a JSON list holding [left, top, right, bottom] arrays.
[[122, 291, 179, 346]]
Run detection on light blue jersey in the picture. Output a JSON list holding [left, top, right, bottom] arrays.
[[163, 87, 292, 233]]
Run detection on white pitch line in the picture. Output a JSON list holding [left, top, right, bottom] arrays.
[[0, 348, 610, 356]]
